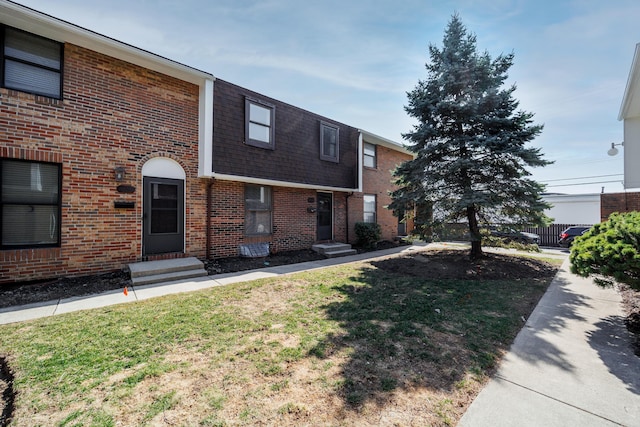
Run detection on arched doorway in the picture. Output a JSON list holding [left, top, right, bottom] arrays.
[[141, 158, 186, 256]]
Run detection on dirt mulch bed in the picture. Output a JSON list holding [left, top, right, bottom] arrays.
[[370, 249, 559, 280], [0, 242, 402, 310]]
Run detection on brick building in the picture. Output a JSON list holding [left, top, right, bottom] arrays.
[[348, 131, 414, 243], [1, 2, 412, 284], [600, 192, 640, 221], [1, 2, 214, 283], [207, 80, 359, 259]]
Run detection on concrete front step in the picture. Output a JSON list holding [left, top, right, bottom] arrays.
[[131, 269, 208, 286], [128, 257, 208, 285], [323, 249, 358, 258], [311, 243, 357, 258]]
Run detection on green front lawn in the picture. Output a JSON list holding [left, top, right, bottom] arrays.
[[0, 253, 561, 426]]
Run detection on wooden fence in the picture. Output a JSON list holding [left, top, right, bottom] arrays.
[[436, 223, 594, 247], [523, 224, 593, 247]]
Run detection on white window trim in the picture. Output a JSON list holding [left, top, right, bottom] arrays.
[[363, 193, 376, 224], [364, 142, 376, 169]]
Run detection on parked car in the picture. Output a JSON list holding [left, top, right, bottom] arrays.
[[490, 228, 540, 244], [558, 226, 591, 248]]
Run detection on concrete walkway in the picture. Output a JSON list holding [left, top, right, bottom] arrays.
[[458, 258, 640, 426], [0, 243, 435, 325]]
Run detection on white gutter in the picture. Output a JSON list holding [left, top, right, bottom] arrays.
[[198, 79, 215, 177], [358, 129, 413, 156], [619, 43, 640, 121], [0, 1, 213, 84], [357, 132, 364, 192], [212, 173, 358, 193]]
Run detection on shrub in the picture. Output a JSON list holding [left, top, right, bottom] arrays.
[[570, 212, 640, 290], [482, 235, 540, 252], [355, 222, 381, 249]]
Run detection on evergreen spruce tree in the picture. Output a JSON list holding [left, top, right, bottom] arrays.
[[391, 14, 551, 259]]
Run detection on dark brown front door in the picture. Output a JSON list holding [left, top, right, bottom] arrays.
[[317, 192, 332, 241], [143, 176, 184, 255], [398, 208, 407, 236]]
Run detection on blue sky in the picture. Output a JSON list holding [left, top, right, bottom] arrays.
[[13, 0, 640, 194]]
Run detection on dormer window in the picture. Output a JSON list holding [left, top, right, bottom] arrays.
[[320, 122, 339, 162], [245, 97, 275, 149]]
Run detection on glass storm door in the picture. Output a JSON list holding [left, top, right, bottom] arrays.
[[317, 192, 332, 241], [143, 177, 184, 255]]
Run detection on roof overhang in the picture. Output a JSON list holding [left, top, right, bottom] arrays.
[[0, 1, 213, 84], [212, 173, 358, 193], [619, 43, 640, 121], [2, 1, 215, 178], [358, 129, 413, 156]]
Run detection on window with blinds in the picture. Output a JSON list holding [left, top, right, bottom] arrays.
[[364, 142, 376, 168], [2, 26, 63, 99], [363, 194, 376, 223], [1, 159, 61, 248]]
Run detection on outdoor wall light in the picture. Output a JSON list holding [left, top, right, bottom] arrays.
[[607, 142, 624, 156], [114, 167, 126, 182]]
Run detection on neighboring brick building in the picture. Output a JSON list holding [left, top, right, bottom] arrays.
[[1, 3, 410, 284], [348, 131, 414, 243], [601, 192, 640, 221]]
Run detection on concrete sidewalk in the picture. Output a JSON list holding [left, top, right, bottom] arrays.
[[0, 243, 436, 325], [458, 258, 640, 427]]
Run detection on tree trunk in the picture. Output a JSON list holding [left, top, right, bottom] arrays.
[[467, 205, 483, 260]]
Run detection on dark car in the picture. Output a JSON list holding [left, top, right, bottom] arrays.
[[558, 226, 591, 248], [490, 228, 540, 244]]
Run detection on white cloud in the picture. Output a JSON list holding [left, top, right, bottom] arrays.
[[10, 0, 639, 193]]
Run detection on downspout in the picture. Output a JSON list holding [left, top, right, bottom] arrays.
[[206, 179, 214, 259], [348, 131, 364, 244], [345, 192, 353, 243]]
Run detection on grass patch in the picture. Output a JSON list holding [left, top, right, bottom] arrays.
[[0, 250, 559, 425]]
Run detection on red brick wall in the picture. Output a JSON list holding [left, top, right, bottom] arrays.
[[1, 43, 203, 283], [601, 192, 640, 221], [208, 180, 348, 258], [349, 145, 413, 242]]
